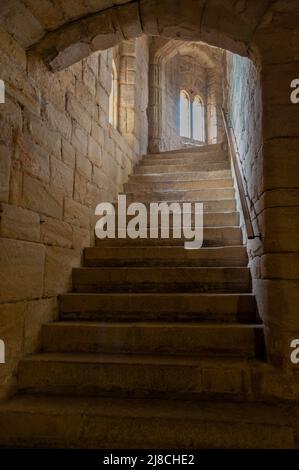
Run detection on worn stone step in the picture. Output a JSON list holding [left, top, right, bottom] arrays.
[[111, 199, 237, 212], [140, 152, 228, 166], [42, 322, 262, 357], [84, 246, 247, 267], [111, 211, 240, 228], [95, 226, 242, 247], [145, 143, 225, 158], [124, 177, 233, 192], [0, 395, 293, 448], [60, 293, 257, 323], [72, 266, 251, 293], [135, 161, 230, 174], [128, 169, 232, 183], [125, 187, 235, 202], [18, 352, 255, 399]]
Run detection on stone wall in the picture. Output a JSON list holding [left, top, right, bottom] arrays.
[[0, 28, 149, 398], [225, 47, 299, 370]]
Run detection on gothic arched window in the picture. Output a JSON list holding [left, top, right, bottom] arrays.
[[180, 90, 191, 138], [109, 60, 118, 128], [180, 90, 206, 142], [192, 95, 205, 142]]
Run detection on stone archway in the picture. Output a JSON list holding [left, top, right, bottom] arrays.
[[1, 0, 299, 370]]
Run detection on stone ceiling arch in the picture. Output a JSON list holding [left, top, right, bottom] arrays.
[[0, 0, 272, 71]]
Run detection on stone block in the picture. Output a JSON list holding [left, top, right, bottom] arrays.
[[66, 93, 92, 133], [27, 113, 61, 157], [119, 83, 135, 107], [261, 254, 299, 280], [50, 156, 74, 196], [44, 102, 72, 140], [41, 216, 73, 248], [61, 139, 76, 169], [262, 206, 299, 252], [96, 85, 109, 112], [71, 124, 88, 156], [0, 145, 11, 203], [15, 132, 50, 183], [253, 278, 299, 331], [75, 81, 95, 114], [74, 172, 88, 205], [0, 25, 27, 69], [263, 105, 299, 140], [0, 95, 23, 130], [44, 246, 80, 296], [76, 152, 92, 180], [73, 226, 91, 252], [91, 122, 104, 145], [22, 174, 63, 219], [24, 297, 58, 354], [88, 136, 102, 166], [99, 61, 111, 95], [0, 238, 45, 303], [0, 203, 40, 242], [84, 183, 103, 209], [85, 51, 99, 76], [263, 138, 299, 190], [64, 197, 91, 228], [83, 66, 96, 95]]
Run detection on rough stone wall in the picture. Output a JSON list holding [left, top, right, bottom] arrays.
[[225, 52, 263, 232], [0, 27, 148, 398], [225, 45, 299, 370]]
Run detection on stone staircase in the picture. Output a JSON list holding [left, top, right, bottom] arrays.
[[0, 143, 296, 448]]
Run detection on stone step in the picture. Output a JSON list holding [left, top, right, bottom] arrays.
[[128, 169, 232, 183], [72, 266, 251, 293], [111, 199, 237, 212], [140, 152, 228, 166], [18, 352, 256, 399], [84, 245, 247, 267], [42, 322, 262, 357], [125, 187, 235, 202], [145, 143, 225, 158], [0, 395, 293, 448], [95, 226, 243, 247], [60, 293, 257, 323], [135, 161, 230, 174], [111, 211, 240, 228], [124, 177, 233, 192]]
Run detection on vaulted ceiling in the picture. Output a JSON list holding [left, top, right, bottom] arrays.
[[0, 1, 291, 71]]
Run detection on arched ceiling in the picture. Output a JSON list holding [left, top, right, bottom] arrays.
[[151, 38, 222, 69], [0, 0, 275, 71]]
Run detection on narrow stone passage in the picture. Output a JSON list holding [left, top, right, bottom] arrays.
[[0, 144, 296, 448]]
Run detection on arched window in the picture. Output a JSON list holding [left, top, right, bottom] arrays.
[[180, 90, 191, 138], [192, 95, 205, 142], [109, 60, 118, 128]]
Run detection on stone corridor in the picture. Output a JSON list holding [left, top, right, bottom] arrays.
[[0, 0, 298, 449]]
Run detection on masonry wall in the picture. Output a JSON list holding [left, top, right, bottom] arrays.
[[226, 49, 299, 371], [0, 28, 149, 399]]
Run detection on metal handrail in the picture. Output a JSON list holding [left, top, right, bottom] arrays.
[[221, 108, 257, 239]]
